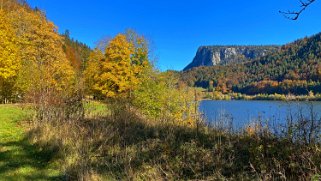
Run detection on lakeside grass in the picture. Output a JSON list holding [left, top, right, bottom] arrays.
[[2, 102, 321, 180], [29, 103, 321, 180], [0, 105, 61, 180]]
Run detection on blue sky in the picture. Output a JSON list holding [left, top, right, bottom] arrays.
[[27, 0, 321, 71]]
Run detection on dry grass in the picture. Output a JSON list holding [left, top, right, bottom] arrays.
[[27, 102, 321, 180]]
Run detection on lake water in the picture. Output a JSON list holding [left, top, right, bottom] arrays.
[[199, 100, 321, 130]]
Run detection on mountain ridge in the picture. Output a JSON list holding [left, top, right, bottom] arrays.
[[183, 45, 280, 71]]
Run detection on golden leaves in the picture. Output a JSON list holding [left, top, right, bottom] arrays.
[[11, 7, 75, 94], [0, 5, 76, 102], [0, 10, 19, 80], [86, 32, 150, 98]]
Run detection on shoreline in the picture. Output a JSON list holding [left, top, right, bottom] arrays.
[[201, 92, 321, 101]]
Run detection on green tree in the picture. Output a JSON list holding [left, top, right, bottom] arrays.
[[133, 71, 197, 126]]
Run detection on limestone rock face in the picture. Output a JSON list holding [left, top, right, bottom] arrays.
[[183, 46, 279, 71]]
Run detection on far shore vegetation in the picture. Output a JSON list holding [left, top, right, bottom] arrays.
[[203, 90, 321, 101]]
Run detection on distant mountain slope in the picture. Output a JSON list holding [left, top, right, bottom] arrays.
[[183, 46, 279, 71], [181, 33, 321, 95]]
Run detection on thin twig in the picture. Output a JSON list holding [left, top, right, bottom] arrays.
[[279, 0, 316, 20]]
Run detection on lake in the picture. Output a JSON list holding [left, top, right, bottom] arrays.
[[199, 100, 321, 131]]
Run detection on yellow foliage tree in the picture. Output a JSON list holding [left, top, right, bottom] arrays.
[[83, 48, 104, 96], [1, 6, 78, 121], [88, 33, 150, 98], [8, 8, 76, 99], [0, 10, 19, 80], [94, 34, 133, 98], [0, 10, 19, 102]]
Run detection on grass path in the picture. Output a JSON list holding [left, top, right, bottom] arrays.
[[0, 105, 61, 180]]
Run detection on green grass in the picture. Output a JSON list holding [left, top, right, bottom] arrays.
[[84, 100, 109, 118], [0, 105, 61, 180]]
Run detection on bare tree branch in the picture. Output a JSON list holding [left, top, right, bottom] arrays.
[[279, 0, 316, 20]]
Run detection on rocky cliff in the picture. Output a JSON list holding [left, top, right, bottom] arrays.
[[183, 46, 279, 71]]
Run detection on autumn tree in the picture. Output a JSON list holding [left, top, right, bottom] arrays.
[[63, 30, 91, 72], [0, 0, 25, 11], [86, 32, 150, 99], [5, 6, 78, 120], [0, 10, 19, 103], [10, 8, 75, 96], [83, 48, 104, 97]]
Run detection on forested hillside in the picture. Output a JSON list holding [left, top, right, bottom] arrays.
[[0, 0, 92, 103], [181, 33, 321, 95], [62, 31, 91, 71]]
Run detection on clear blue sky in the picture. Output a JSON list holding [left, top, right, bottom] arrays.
[[27, 0, 321, 71]]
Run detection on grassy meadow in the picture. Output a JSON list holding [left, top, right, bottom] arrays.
[[0, 105, 61, 180]]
